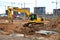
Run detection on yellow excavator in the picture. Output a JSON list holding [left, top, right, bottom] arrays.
[[7, 6, 45, 27]]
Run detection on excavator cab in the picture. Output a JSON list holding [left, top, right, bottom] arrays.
[[23, 14, 44, 27], [29, 14, 44, 23], [30, 14, 37, 20]]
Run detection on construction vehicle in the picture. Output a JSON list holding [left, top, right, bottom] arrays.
[[7, 6, 45, 27]]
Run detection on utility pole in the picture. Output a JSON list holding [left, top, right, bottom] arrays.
[[24, 3, 25, 8], [52, 0, 60, 23], [55, 0, 57, 17], [52, 0, 60, 17], [23, 2, 25, 20], [35, 0, 37, 7], [21, 3, 23, 8]]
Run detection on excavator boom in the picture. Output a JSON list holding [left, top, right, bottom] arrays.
[[7, 6, 30, 19]]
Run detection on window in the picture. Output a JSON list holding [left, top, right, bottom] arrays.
[[30, 14, 37, 20]]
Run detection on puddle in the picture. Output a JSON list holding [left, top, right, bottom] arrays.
[[35, 30, 57, 35]]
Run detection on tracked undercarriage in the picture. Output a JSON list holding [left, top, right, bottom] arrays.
[[22, 22, 44, 35]]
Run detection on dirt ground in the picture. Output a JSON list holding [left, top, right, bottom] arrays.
[[0, 33, 60, 40], [0, 16, 60, 40]]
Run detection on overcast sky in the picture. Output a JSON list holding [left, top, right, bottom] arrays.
[[0, 0, 60, 14]]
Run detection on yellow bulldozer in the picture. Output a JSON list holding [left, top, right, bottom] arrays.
[[7, 6, 45, 27]]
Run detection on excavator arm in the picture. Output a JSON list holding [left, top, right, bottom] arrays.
[[13, 7, 30, 17], [7, 6, 30, 19]]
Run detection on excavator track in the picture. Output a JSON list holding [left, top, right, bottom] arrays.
[[23, 22, 44, 27], [22, 22, 44, 35]]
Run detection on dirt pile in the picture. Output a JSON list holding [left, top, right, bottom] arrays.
[[43, 17, 60, 31]]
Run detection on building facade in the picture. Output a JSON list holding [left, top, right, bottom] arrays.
[[34, 7, 46, 15], [53, 9, 60, 16], [5, 10, 8, 15]]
